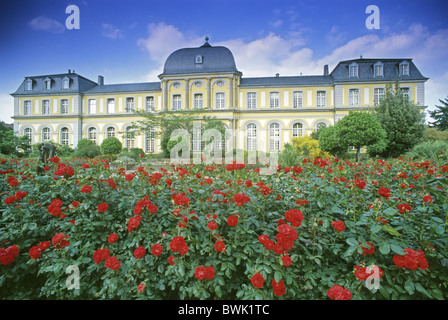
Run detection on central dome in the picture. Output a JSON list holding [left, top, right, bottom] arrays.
[[161, 38, 239, 76]]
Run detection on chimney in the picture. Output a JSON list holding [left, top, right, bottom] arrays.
[[323, 65, 329, 76], [275, 73, 279, 77], [68, 69, 71, 74], [98, 75, 104, 86]]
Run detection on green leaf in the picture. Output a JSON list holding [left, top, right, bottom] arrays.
[[415, 283, 432, 298], [404, 279, 415, 295], [370, 225, 382, 234], [383, 225, 400, 236], [274, 271, 282, 282], [346, 238, 359, 247], [391, 244, 404, 255], [379, 243, 390, 255]]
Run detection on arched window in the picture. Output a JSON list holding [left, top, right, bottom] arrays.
[[269, 123, 281, 152], [42, 127, 51, 142], [24, 128, 32, 143], [246, 124, 257, 151], [125, 127, 135, 150], [106, 127, 116, 138], [88, 127, 97, 144], [60, 127, 69, 145], [292, 123, 303, 138], [191, 125, 204, 152], [145, 127, 155, 153]]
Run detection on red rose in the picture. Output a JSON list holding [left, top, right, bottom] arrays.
[[168, 256, 176, 265], [327, 284, 352, 300], [272, 279, 286, 296], [214, 240, 226, 252], [107, 233, 118, 244], [282, 254, 292, 267], [227, 215, 238, 227], [207, 221, 218, 231], [331, 220, 345, 232], [97, 202, 109, 213], [378, 187, 391, 198], [93, 248, 110, 264], [251, 273, 264, 288], [29, 246, 41, 260], [105, 256, 120, 270], [423, 195, 433, 203], [38, 241, 50, 251], [397, 203, 412, 214], [137, 283, 145, 292], [134, 246, 146, 259], [52, 233, 69, 249], [151, 243, 163, 256], [80, 185, 92, 193], [205, 266, 215, 280], [194, 266, 206, 280]]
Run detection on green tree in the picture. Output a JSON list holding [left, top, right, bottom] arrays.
[[75, 139, 101, 158], [0, 122, 31, 157], [373, 83, 425, 158], [100, 137, 122, 155], [335, 111, 387, 162], [318, 125, 346, 158], [428, 96, 448, 131]]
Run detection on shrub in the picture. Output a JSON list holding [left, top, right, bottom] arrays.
[[405, 140, 448, 163], [279, 143, 300, 167], [292, 136, 330, 158], [100, 137, 122, 155]]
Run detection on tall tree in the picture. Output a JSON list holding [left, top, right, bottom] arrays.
[[428, 96, 448, 131], [0, 122, 31, 157], [373, 82, 425, 158]]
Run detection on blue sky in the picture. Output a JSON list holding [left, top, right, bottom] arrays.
[[1, 0, 448, 123]]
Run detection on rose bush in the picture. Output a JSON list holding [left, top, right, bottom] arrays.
[[0, 155, 447, 300]]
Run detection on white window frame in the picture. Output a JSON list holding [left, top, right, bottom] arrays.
[[292, 123, 304, 138], [400, 87, 411, 101], [88, 127, 97, 144], [268, 123, 281, 152], [194, 93, 204, 109], [60, 127, 69, 145], [145, 128, 155, 153], [25, 79, 32, 91], [216, 92, 225, 109], [125, 127, 135, 149], [348, 88, 360, 106], [269, 92, 280, 108], [349, 63, 358, 78], [61, 99, 69, 114], [246, 124, 257, 151], [88, 99, 97, 114], [293, 91, 304, 108], [374, 87, 385, 105], [145, 96, 155, 112], [125, 97, 135, 113], [42, 100, 50, 115], [247, 92, 257, 109], [172, 94, 182, 110], [106, 127, 116, 138], [107, 98, 115, 114], [316, 91, 327, 108], [399, 62, 410, 76], [62, 78, 69, 90], [24, 128, 33, 143], [374, 62, 383, 77], [24, 100, 32, 115], [42, 127, 51, 142]]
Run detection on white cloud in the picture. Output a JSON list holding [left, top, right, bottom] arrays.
[[0, 94, 14, 124], [101, 23, 124, 39], [29, 16, 65, 34]]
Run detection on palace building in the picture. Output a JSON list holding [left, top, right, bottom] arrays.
[[11, 37, 428, 154]]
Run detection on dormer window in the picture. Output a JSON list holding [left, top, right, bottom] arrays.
[[399, 61, 409, 76], [62, 77, 70, 89], [25, 79, 33, 91], [349, 63, 358, 78], [374, 61, 383, 77], [44, 77, 52, 90], [195, 55, 203, 64]]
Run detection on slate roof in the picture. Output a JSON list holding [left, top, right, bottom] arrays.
[[330, 58, 428, 82], [11, 72, 97, 96], [240, 75, 333, 87], [161, 42, 240, 76], [83, 82, 161, 94]]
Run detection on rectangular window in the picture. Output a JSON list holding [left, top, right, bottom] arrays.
[[24, 101, 31, 115], [349, 89, 359, 106], [247, 92, 257, 109], [62, 79, 69, 89], [61, 99, 69, 114], [107, 98, 115, 114], [42, 100, 50, 115], [293, 91, 303, 108], [45, 80, 51, 90], [349, 65, 358, 77], [145, 96, 155, 112], [374, 65, 383, 77], [316, 91, 327, 108], [400, 87, 410, 101], [88, 99, 97, 114], [269, 92, 280, 108], [194, 93, 203, 109], [145, 129, 155, 153], [400, 64, 409, 76], [125, 97, 134, 113], [172, 95, 182, 110], [25, 81, 32, 91], [216, 93, 225, 109], [374, 88, 385, 105]]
